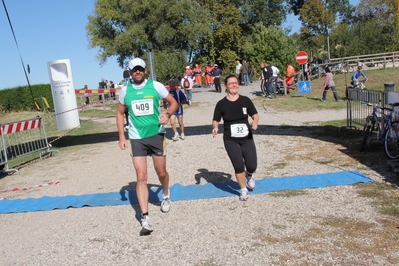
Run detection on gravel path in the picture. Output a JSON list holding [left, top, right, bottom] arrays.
[[0, 82, 396, 265]]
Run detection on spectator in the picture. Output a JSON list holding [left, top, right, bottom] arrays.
[[123, 67, 130, 84], [235, 60, 242, 85], [271, 63, 280, 94], [84, 85, 90, 105], [285, 63, 295, 93], [321, 67, 339, 102], [241, 60, 250, 86], [211, 64, 223, 93], [181, 75, 193, 105], [193, 64, 202, 88], [98, 78, 106, 101], [110, 80, 116, 100], [264, 62, 273, 96]]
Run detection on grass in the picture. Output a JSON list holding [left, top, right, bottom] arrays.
[[355, 182, 399, 217], [255, 67, 399, 112]]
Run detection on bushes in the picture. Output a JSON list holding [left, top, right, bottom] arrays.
[[0, 84, 53, 112]]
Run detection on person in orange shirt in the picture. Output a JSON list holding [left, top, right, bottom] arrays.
[[185, 66, 193, 77], [285, 63, 295, 92], [205, 64, 213, 87], [193, 64, 202, 87]]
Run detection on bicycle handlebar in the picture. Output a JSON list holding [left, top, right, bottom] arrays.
[[360, 101, 393, 112]]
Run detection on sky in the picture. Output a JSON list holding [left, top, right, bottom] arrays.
[[1, 0, 360, 91]]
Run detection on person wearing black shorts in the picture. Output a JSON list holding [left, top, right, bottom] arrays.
[[212, 75, 259, 201]]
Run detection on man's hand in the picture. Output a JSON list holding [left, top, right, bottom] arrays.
[[118, 137, 128, 150], [159, 113, 170, 125]]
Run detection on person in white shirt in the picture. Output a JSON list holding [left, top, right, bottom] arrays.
[[271, 64, 280, 94], [235, 60, 242, 85]]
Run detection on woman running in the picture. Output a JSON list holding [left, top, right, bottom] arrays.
[[212, 75, 259, 201]]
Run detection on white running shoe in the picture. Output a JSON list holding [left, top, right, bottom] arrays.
[[246, 173, 256, 189], [180, 133, 185, 140], [161, 193, 171, 213], [140, 216, 153, 235], [172, 133, 179, 141], [239, 188, 249, 201]]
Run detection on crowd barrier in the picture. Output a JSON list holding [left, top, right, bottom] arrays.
[[0, 117, 59, 174], [346, 88, 390, 129]]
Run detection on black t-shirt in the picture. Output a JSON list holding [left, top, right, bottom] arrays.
[[213, 95, 258, 140]]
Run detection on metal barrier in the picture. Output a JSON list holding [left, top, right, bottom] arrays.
[[0, 117, 59, 174], [346, 88, 388, 129]]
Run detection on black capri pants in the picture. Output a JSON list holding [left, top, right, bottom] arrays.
[[224, 138, 257, 174]]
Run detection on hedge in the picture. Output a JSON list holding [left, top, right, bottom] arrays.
[[0, 84, 54, 112]]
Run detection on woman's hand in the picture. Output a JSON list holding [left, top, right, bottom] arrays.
[[212, 128, 218, 138]]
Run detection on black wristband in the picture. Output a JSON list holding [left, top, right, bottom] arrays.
[[166, 112, 171, 118]]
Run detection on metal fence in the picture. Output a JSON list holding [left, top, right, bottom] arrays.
[[0, 117, 59, 174], [346, 88, 389, 129]]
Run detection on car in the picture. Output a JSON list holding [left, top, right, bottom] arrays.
[[115, 79, 128, 89]]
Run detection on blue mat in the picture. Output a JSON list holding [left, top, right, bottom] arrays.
[[0, 171, 372, 214]]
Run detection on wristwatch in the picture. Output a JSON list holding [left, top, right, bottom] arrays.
[[166, 112, 171, 118]]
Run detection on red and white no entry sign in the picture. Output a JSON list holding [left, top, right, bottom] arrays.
[[296, 51, 308, 64]]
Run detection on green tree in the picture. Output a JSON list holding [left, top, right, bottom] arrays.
[[86, 0, 209, 67], [240, 0, 287, 32], [195, 0, 243, 72], [242, 23, 298, 72], [298, 0, 335, 61]]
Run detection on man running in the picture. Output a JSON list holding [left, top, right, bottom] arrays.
[[116, 58, 178, 235]]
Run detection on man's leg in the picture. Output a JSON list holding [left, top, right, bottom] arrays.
[[152, 155, 169, 196], [170, 115, 179, 140], [132, 156, 149, 214], [152, 155, 171, 212], [177, 115, 185, 139]]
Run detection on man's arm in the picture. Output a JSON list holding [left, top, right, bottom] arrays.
[[159, 94, 178, 125], [116, 103, 128, 150]]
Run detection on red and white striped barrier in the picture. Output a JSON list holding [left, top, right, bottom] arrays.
[[0, 119, 41, 135], [0, 181, 60, 193]]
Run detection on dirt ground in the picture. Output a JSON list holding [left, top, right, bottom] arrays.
[[0, 82, 398, 265]]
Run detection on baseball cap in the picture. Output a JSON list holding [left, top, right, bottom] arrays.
[[128, 58, 146, 70], [214, 64, 218, 67]]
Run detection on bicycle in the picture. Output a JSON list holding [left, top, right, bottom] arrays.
[[359, 102, 399, 159]]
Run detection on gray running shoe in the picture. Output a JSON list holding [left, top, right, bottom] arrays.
[[161, 196, 171, 213], [246, 173, 256, 189], [239, 189, 249, 201], [140, 216, 153, 235]]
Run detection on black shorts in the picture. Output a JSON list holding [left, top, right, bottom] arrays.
[[130, 134, 166, 157], [224, 138, 257, 174]]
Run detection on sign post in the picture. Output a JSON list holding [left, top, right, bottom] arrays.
[[296, 51, 308, 64]]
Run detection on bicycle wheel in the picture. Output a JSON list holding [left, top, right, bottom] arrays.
[[384, 121, 399, 159], [360, 116, 375, 152]]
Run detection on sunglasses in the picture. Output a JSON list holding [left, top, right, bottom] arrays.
[[131, 66, 145, 72]]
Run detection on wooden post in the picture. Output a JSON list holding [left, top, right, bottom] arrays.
[[283, 79, 287, 95]]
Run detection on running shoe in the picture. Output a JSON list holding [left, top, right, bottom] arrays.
[[239, 188, 249, 201], [246, 173, 256, 189], [172, 133, 179, 141], [188, 100, 192, 105], [180, 133, 185, 140], [140, 216, 153, 235], [161, 193, 171, 213]]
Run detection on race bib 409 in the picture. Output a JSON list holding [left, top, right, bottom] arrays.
[[131, 99, 154, 116]]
